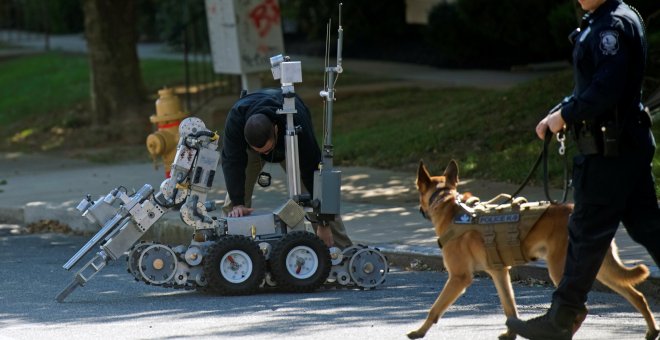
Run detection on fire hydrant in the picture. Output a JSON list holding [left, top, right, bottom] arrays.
[[146, 88, 188, 178]]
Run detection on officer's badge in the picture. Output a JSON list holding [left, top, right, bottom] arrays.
[[599, 30, 619, 55]]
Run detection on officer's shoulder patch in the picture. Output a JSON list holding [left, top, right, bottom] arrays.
[[599, 30, 619, 56]]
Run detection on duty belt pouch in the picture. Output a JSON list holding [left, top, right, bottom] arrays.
[[640, 107, 653, 127], [575, 124, 599, 155], [601, 122, 619, 157]]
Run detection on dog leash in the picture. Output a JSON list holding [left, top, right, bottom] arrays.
[[543, 129, 569, 203], [505, 128, 570, 205]]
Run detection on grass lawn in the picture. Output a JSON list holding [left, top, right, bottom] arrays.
[[2, 51, 660, 189]]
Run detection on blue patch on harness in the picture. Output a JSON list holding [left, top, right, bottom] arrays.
[[454, 213, 473, 224], [478, 213, 520, 224]]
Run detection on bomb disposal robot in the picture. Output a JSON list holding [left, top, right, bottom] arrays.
[[56, 10, 388, 302]]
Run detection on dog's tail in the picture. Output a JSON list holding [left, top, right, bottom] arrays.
[[600, 240, 650, 286]]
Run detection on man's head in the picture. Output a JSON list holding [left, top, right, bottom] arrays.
[[245, 113, 276, 154]]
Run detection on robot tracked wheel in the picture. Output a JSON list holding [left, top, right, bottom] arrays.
[[348, 248, 389, 289], [268, 231, 331, 293], [202, 235, 267, 295]]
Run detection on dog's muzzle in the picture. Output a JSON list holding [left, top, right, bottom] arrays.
[[419, 206, 430, 220]]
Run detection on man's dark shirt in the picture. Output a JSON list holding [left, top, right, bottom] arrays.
[[221, 88, 321, 206]]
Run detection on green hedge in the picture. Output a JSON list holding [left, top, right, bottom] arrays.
[[425, 0, 660, 70], [5, 0, 83, 34], [425, 0, 576, 68]]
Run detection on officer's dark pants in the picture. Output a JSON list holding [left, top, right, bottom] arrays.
[[553, 129, 660, 309]]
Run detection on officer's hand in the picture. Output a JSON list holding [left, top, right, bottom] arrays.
[[536, 110, 565, 140], [228, 205, 254, 217], [547, 110, 566, 134], [535, 116, 550, 140]]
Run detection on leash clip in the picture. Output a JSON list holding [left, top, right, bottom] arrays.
[[556, 131, 566, 155]]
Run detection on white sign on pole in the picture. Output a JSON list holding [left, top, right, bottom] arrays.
[[205, 0, 285, 75]]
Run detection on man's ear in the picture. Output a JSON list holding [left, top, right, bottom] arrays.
[[443, 160, 459, 187], [416, 160, 432, 192]]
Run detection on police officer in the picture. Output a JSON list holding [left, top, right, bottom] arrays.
[[220, 88, 353, 249], [506, 0, 660, 339]]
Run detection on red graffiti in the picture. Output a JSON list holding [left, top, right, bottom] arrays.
[[249, 0, 280, 37]]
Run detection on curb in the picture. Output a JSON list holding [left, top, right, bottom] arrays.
[[0, 207, 23, 224]]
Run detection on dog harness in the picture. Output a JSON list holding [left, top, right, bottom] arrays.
[[437, 194, 550, 269]]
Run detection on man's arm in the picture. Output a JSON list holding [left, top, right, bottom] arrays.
[[221, 109, 249, 206]]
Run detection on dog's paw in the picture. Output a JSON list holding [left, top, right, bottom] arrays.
[[646, 328, 659, 340], [406, 330, 426, 339]]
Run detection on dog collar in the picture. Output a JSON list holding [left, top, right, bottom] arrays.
[[420, 187, 454, 220], [428, 187, 452, 207]]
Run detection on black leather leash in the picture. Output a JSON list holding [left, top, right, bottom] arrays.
[[506, 128, 570, 204]]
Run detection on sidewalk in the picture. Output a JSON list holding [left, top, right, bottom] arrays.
[[0, 151, 658, 297]]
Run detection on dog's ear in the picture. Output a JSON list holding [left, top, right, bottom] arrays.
[[416, 160, 432, 192], [443, 159, 459, 187]]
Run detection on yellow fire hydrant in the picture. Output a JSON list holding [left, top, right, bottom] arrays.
[[146, 88, 188, 178]]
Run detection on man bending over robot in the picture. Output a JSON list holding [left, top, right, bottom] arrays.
[[221, 88, 353, 249]]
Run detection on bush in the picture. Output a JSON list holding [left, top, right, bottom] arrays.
[[547, 1, 579, 61], [5, 0, 83, 34], [286, 0, 427, 61], [425, 0, 577, 68], [424, 2, 480, 67], [154, 0, 206, 49]]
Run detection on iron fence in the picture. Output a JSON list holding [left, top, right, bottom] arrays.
[[174, 4, 240, 115]]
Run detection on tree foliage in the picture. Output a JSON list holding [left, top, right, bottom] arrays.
[[424, 0, 660, 73], [425, 0, 576, 68]]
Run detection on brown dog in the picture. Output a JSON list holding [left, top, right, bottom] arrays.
[[408, 160, 659, 340]]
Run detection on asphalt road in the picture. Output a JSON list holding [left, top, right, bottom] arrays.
[[0, 230, 657, 340]]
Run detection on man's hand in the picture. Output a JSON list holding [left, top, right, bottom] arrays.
[[228, 205, 254, 217], [536, 109, 566, 140], [316, 224, 334, 248]]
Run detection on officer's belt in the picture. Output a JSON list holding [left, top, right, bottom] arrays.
[[437, 195, 550, 269]]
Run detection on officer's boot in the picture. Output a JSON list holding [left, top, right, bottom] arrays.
[[505, 302, 588, 340]]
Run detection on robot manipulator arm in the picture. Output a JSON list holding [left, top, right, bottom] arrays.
[[163, 118, 222, 231], [57, 118, 222, 302], [147, 116, 221, 229], [68, 116, 221, 271], [56, 183, 169, 302]]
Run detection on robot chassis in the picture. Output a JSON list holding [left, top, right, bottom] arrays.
[[56, 11, 388, 302]]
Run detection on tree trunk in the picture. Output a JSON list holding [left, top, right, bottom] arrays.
[[83, 0, 146, 126]]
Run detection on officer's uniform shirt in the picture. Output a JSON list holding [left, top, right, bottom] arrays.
[[559, 0, 651, 208], [560, 0, 646, 132]]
